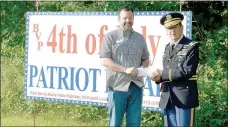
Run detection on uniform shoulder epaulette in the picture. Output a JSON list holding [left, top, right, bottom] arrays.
[[189, 41, 199, 47]]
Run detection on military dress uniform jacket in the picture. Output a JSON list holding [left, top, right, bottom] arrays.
[[159, 36, 199, 109]]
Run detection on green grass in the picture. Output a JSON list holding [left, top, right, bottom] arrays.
[[1, 114, 107, 126], [1, 56, 108, 126]]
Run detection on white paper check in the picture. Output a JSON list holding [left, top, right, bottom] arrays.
[[137, 68, 155, 77]]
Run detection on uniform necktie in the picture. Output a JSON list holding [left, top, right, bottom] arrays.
[[170, 43, 175, 52]]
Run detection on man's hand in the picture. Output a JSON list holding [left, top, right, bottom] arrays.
[[151, 75, 161, 82], [150, 69, 162, 82], [125, 67, 138, 77]]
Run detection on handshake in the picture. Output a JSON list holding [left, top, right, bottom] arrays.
[[150, 69, 162, 82]]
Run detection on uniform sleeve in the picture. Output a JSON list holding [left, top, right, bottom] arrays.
[[100, 33, 112, 58], [162, 42, 199, 81]]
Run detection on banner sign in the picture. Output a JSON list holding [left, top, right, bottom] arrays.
[[24, 11, 192, 111]]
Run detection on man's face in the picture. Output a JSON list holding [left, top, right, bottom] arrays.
[[118, 10, 134, 31], [166, 24, 183, 41]]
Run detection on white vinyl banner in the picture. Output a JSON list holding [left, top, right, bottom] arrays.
[[24, 11, 192, 111]]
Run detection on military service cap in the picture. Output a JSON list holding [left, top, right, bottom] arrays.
[[160, 12, 184, 28]]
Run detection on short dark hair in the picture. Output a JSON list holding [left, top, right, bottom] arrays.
[[118, 6, 134, 16]]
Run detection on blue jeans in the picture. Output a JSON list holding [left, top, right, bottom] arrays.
[[164, 104, 196, 127], [108, 82, 143, 127]]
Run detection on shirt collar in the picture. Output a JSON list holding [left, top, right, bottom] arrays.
[[117, 26, 134, 37], [170, 34, 184, 46]]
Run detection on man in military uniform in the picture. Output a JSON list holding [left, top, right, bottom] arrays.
[[150, 12, 199, 127]]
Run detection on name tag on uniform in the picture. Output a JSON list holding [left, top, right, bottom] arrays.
[[177, 51, 187, 55]]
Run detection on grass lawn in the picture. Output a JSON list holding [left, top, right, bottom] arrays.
[[1, 114, 107, 126]]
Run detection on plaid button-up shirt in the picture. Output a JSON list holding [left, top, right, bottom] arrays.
[[100, 27, 149, 92]]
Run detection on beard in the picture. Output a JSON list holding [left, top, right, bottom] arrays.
[[124, 22, 132, 28], [120, 22, 133, 31]]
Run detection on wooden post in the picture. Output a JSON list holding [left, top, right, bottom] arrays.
[[33, 1, 40, 126]]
